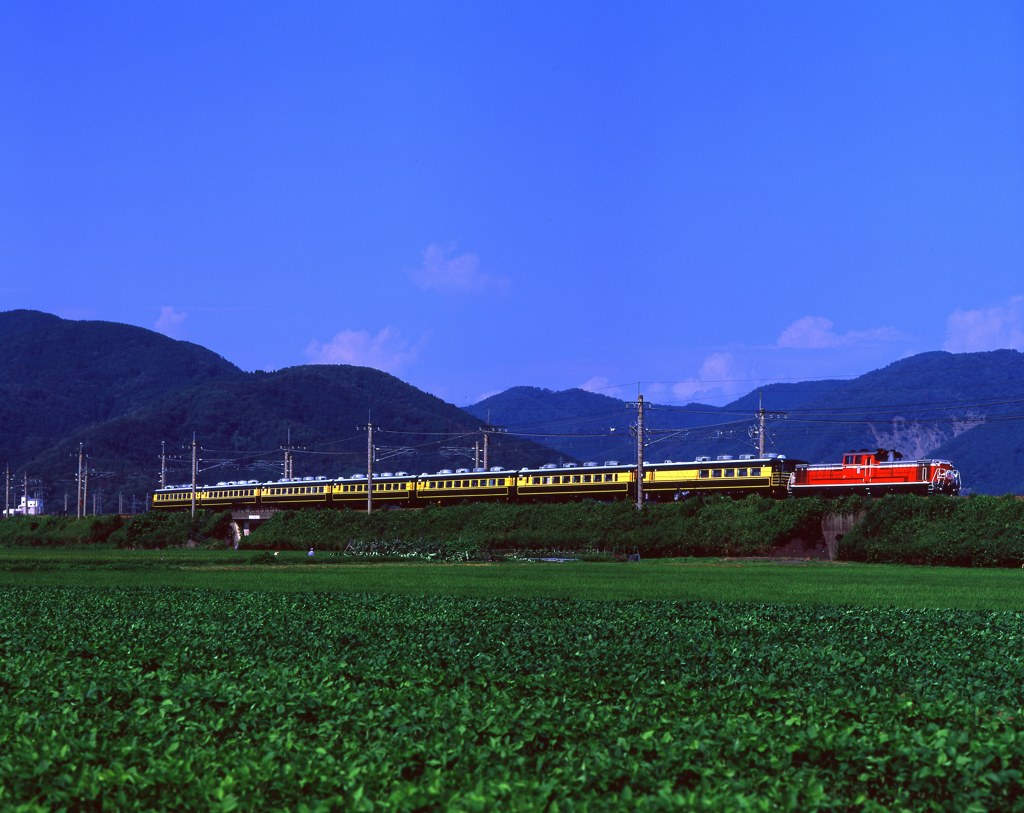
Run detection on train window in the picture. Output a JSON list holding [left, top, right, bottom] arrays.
[[750, 467, 761, 476], [471, 480, 478, 487], [712, 470, 723, 478], [583, 475, 591, 483], [699, 470, 710, 479], [532, 477, 540, 484], [573, 475, 581, 483], [738, 468, 748, 477], [726, 469, 735, 477]]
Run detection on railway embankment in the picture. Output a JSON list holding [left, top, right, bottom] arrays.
[[2, 494, 1023, 567]]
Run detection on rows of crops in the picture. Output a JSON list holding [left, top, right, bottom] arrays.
[[3, 586, 1024, 810]]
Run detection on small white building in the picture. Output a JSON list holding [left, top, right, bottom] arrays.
[[4, 495, 44, 517]]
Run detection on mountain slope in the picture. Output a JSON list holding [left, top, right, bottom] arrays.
[[4, 310, 1023, 501], [0, 312, 557, 506], [0, 310, 244, 464], [468, 351, 1024, 494]]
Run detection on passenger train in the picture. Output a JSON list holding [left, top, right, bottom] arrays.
[[150, 449, 961, 512]]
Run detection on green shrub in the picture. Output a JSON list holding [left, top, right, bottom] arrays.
[[0, 514, 126, 546], [837, 495, 1024, 567], [122, 511, 233, 549], [243, 499, 829, 560]]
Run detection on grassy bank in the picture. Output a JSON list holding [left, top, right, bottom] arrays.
[[2, 547, 1024, 609]]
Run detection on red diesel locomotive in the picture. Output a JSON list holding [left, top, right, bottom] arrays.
[[788, 449, 961, 497]]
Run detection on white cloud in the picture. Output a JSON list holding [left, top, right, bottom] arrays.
[[776, 316, 841, 349], [671, 352, 745, 402], [305, 327, 421, 374], [579, 376, 611, 393], [943, 296, 1024, 352], [776, 316, 899, 349], [155, 306, 187, 338], [410, 243, 508, 294]]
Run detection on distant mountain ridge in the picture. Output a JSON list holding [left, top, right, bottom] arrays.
[[0, 310, 553, 508], [467, 351, 1024, 496], [2, 310, 1022, 502]]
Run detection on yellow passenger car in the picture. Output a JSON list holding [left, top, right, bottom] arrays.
[[416, 468, 515, 505], [515, 462, 632, 502], [332, 472, 416, 509], [150, 484, 196, 511], [259, 477, 332, 509], [200, 481, 261, 510], [643, 455, 798, 500]]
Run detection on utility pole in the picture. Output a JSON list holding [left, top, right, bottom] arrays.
[[755, 392, 787, 457], [160, 441, 167, 488], [281, 428, 300, 479], [479, 424, 506, 471], [758, 395, 766, 457], [635, 394, 645, 510], [77, 443, 84, 519], [363, 420, 374, 514], [190, 434, 198, 517], [4, 464, 9, 519]]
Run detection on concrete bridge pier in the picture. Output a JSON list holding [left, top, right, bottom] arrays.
[[821, 512, 863, 560]]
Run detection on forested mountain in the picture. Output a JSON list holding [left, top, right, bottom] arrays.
[[3, 310, 1023, 505], [0, 311, 553, 511], [0, 310, 244, 462], [468, 351, 1024, 496]]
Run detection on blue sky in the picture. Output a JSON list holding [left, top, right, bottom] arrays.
[[3, 2, 1022, 406]]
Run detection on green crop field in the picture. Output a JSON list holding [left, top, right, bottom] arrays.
[[3, 551, 1024, 810]]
